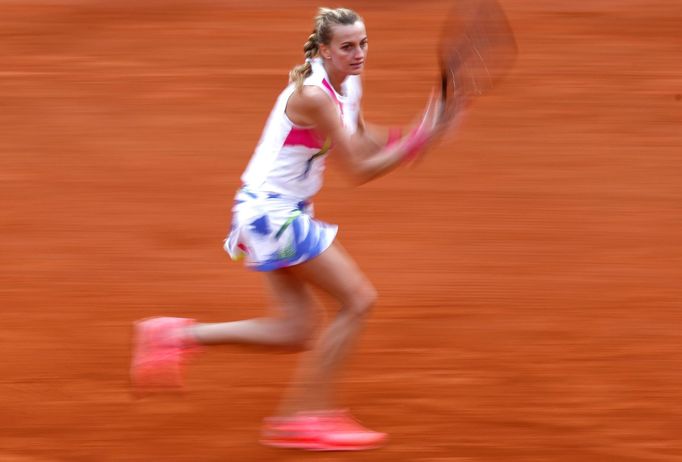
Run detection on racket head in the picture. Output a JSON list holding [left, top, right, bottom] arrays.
[[437, 0, 518, 115]]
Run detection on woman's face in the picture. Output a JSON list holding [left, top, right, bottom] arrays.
[[321, 21, 368, 76]]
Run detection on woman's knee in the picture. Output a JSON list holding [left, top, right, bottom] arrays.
[[346, 280, 378, 316], [280, 314, 316, 350]]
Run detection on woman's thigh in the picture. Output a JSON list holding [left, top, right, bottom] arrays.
[[283, 241, 376, 311], [264, 268, 316, 320]]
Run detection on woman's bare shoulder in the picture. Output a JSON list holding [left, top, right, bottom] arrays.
[[287, 85, 336, 125], [289, 85, 333, 109]]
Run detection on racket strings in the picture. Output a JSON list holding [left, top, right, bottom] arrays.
[[440, 0, 517, 103]]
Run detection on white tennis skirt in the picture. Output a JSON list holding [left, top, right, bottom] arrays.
[[224, 186, 338, 271]]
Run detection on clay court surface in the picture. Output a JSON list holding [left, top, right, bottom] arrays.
[[1, 0, 681, 460]]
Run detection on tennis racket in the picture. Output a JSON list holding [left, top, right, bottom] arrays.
[[437, 0, 518, 124]]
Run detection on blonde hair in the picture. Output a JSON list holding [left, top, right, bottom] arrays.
[[289, 7, 362, 90]]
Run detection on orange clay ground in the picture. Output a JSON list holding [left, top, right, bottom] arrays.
[[1, 1, 681, 461]]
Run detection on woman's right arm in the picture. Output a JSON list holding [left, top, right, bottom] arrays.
[[287, 86, 442, 185]]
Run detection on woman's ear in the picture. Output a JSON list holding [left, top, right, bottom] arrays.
[[319, 44, 331, 60]]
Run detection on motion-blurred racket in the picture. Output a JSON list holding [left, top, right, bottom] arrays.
[[437, 0, 518, 124]]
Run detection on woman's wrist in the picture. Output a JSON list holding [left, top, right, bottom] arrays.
[[385, 127, 402, 148], [399, 126, 424, 164]]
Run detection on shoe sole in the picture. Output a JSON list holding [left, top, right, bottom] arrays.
[[260, 439, 385, 451]]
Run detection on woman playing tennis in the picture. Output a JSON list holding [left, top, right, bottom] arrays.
[[132, 7, 450, 451]]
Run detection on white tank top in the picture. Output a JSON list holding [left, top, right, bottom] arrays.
[[240, 58, 362, 199]]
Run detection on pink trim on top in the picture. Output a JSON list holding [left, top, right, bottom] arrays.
[[283, 79, 343, 149], [283, 127, 325, 149], [321, 79, 343, 115]]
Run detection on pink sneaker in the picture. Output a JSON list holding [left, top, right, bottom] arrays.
[[261, 410, 387, 451], [130, 317, 200, 389]]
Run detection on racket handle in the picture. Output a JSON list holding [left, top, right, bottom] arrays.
[[401, 89, 442, 164]]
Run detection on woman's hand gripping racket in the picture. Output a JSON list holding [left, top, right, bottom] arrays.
[[402, 0, 517, 166]]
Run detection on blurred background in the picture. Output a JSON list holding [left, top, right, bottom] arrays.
[[1, 0, 681, 460]]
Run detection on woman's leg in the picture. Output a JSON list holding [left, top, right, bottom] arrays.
[[131, 270, 318, 388], [275, 241, 378, 415], [187, 270, 317, 349], [193, 241, 376, 414]]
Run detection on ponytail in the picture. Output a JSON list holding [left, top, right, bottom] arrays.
[[289, 31, 318, 90]]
